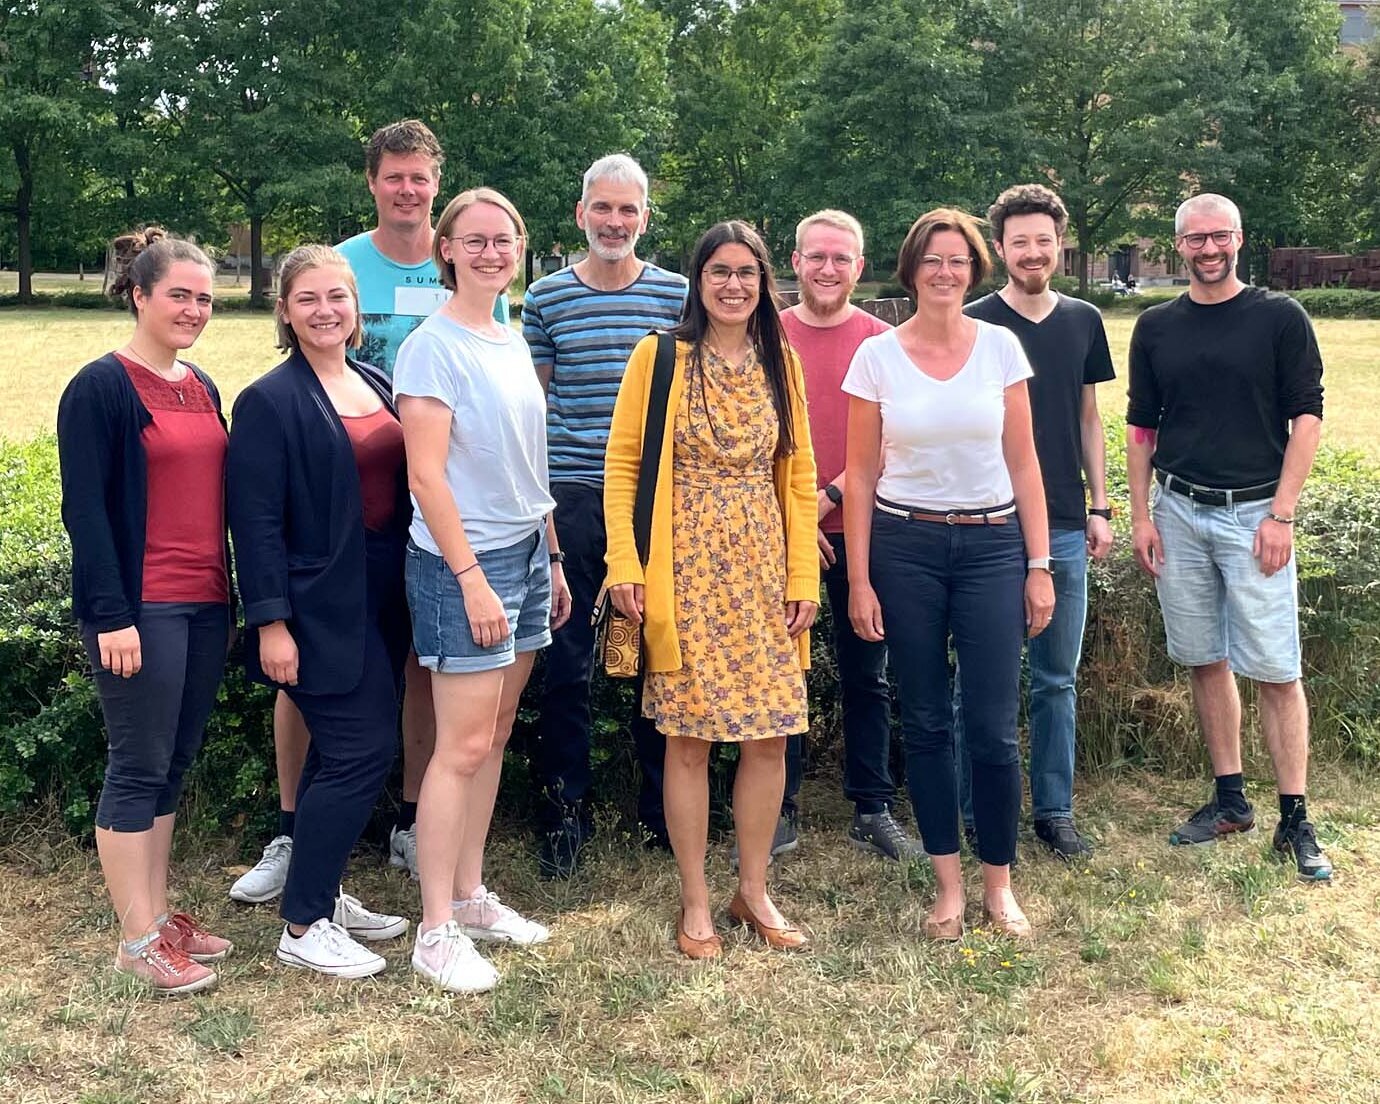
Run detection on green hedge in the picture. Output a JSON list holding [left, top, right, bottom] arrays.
[[4, 431, 1379, 836], [0, 291, 273, 311]]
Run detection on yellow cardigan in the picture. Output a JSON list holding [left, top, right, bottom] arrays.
[[603, 334, 819, 673]]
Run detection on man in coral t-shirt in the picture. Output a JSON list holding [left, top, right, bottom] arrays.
[[776, 210, 922, 864]]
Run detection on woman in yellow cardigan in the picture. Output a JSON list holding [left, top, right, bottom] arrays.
[[604, 221, 819, 958]]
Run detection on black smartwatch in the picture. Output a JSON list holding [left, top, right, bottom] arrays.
[[824, 483, 843, 506], [549, 551, 566, 564], [1088, 507, 1113, 521]]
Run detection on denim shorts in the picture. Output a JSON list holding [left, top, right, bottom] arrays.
[[1151, 481, 1301, 683], [406, 529, 552, 674]]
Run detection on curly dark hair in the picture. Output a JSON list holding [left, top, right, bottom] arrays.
[[987, 184, 1069, 243]]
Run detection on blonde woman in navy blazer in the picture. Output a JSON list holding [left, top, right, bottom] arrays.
[[228, 244, 412, 979]]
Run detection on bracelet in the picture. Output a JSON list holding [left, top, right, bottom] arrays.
[[1088, 507, 1113, 520], [454, 561, 482, 579], [1268, 512, 1295, 525], [550, 550, 566, 564]]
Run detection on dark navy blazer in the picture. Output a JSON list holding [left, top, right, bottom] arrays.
[[226, 351, 411, 696]]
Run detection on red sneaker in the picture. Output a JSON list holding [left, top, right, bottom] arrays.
[[161, 913, 234, 963], [115, 935, 217, 995]]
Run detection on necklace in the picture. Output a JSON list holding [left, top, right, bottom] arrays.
[[122, 345, 188, 404]]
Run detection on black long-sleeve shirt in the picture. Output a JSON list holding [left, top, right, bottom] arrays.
[[1127, 287, 1324, 488]]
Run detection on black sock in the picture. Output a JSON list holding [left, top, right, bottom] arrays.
[[1215, 773, 1248, 813], [1279, 794, 1307, 830], [277, 808, 295, 839], [396, 801, 418, 833]]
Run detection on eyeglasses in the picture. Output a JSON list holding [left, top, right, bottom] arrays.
[[919, 255, 973, 273], [801, 252, 857, 269], [1178, 229, 1237, 249], [450, 234, 523, 255], [704, 264, 761, 286]]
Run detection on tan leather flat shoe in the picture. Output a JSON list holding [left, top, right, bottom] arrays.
[[728, 892, 808, 951], [676, 910, 723, 960]]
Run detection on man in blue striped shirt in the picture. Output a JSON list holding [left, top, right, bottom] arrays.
[[523, 154, 688, 878]]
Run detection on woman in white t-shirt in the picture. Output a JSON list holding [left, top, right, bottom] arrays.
[[841, 208, 1053, 942], [394, 188, 572, 993]]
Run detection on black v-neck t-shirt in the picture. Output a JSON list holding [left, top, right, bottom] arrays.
[[965, 292, 1115, 529]]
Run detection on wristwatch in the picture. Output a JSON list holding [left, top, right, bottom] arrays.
[[1027, 556, 1053, 574], [824, 483, 843, 506], [549, 551, 567, 564], [1088, 507, 1113, 520]]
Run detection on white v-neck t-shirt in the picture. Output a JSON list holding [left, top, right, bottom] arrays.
[[841, 320, 1033, 511]]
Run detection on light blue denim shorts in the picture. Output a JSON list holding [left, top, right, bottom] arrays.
[[1150, 481, 1301, 683], [406, 529, 552, 674]]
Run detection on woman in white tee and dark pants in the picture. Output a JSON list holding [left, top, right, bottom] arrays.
[[842, 208, 1053, 941]]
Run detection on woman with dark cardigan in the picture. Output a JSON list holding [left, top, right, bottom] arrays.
[[57, 227, 233, 995], [227, 244, 412, 978]]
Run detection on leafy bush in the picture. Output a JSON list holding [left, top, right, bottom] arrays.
[[1286, 289, 1380, 319], [0, 292, 273, 312], [4, 428, 1379, 835]]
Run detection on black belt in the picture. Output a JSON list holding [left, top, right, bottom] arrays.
[[1155, 470, 1277, 507], [875, 495, 1016, 525]]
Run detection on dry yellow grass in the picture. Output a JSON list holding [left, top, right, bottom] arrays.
[[2, 767, 1379, 1103]]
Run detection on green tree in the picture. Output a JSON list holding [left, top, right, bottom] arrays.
[[973, 0, 1223, 293], [0, 0, 121, 301], [117, 1, 368, 305]]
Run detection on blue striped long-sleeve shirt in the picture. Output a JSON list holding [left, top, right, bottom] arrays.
[[522, 263, 688, 485]]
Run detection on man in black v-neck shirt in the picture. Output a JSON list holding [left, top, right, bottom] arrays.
[[954, 184, 1115, 861], [1126, 192, 1329, 882]]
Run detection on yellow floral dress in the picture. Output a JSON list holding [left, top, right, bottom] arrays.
[[642, 346, 809, 742]]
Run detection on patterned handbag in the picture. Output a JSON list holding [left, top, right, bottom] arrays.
[[590, 331, 676, 679]]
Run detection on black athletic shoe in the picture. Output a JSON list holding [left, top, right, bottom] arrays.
[[538, 815, 592, 880], [1168, 799, 1255, 846], [1033, 816, 1093, 861], [1272, 818, 1333, 882]]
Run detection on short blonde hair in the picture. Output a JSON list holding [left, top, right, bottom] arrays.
[[894, 207, 992, 298], [275, 244, 363, 353], [432, 188, 527, 292], [1175, 193, 1242, 235], [795, 209, 865, 255]]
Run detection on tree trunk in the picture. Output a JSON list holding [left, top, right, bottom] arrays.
[[249, 213, 266, 307], [1074, 213, 1090, 297], [14, 141, 34, 304]]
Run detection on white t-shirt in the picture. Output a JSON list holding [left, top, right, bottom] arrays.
[[393, 313, 555, 554], [841, 320, 1034, 511]]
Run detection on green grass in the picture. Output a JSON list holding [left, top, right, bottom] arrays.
[[3, 768, 1380, 1102], [3, 311, 1376, 458]]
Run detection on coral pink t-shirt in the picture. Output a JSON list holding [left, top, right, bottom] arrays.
[[781, 307, 891, 533], [118, 355, 229, 604]]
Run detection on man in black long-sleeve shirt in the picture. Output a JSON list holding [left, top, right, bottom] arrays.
[[1126, 192, 1329, 881]]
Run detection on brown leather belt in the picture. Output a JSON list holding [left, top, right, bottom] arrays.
[[875, 495, 1015, 526]]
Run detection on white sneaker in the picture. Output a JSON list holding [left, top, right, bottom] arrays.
[[389, 825, 418, 878], [453, 885, 550, 946], [277, 919, 385, 978], [229, 835, 292, 903], [412, 921, 499, 993], [332, 890, 408, 941]]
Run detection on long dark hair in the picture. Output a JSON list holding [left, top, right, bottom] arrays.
[[671, 220, 796, 459]]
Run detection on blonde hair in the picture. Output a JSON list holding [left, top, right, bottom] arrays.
[[431, 188, 527, 292], [275, 244, 363, 353], [794, 209, 865, 255]]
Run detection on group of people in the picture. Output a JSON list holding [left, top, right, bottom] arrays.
[[56, 118, 1331, 998]]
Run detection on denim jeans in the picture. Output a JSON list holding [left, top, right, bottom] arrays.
[[870, 510, 1025, 865], [956, 526, 1088, 824], [531, 481, 666, 834]]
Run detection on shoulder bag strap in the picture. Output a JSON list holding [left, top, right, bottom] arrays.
[[632, 331, 675, 567]]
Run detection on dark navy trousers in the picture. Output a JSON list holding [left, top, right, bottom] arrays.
[[280, 531, 408, 926], [869, 510, 1025, 866]]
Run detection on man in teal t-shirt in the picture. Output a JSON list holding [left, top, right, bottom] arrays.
[[336, 122, 506, 377]]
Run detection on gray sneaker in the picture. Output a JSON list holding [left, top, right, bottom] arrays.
[[730, 813, 800, 869], [849, 809, 922, 861]]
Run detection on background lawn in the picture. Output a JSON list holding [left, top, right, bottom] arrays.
[[2, 310, 1376, 461]]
